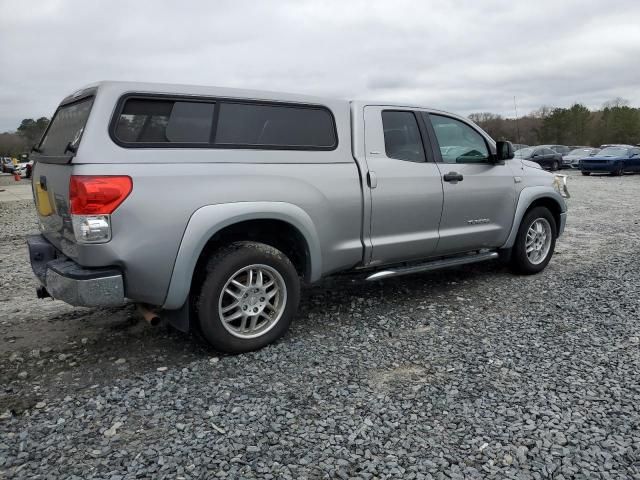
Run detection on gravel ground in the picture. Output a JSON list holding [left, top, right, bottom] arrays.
[[1, 170, 640, 479]]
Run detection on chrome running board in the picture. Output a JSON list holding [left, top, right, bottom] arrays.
[[365, 251, 499, 281]]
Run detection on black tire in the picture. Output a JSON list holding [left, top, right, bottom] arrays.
[[610, 164, 623, 176], [551, 160, 559, 171], [581, 171, 591, 176], [195, 241, 300, 354], [511, 207, 557, 275]]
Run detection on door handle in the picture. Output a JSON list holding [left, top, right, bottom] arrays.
[[443, 172, 463, 182]]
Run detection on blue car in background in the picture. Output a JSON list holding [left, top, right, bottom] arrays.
[[580, 145, 640, 176]]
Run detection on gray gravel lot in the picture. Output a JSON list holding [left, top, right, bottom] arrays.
[[1, 170, 640, 479]]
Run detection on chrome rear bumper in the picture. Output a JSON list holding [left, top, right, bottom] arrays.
[[27, 234, 125, 307]]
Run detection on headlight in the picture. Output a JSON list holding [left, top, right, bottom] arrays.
[[553, 174, 570, 198]]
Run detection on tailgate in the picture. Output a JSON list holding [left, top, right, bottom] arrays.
[[32, 95, 94, 255], [33, 161, 74, 254]]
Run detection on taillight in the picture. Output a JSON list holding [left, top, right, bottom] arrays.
[[69, 176, 132, 243], [69, 175, 132, 215]]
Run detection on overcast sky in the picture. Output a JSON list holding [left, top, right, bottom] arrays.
[[1, 0, 639, 132]]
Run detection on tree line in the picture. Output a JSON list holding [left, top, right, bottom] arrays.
[[469, 98, 640, 147], [1, 97, 639, 156], [0, 118, 50, 157]]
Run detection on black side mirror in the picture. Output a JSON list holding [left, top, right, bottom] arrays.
[[496, 141, 515, 161]]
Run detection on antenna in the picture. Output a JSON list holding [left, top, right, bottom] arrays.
[[513, 96, 521, 144]]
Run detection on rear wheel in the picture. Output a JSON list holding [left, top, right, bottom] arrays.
[[511, 207, 557, 275], [195, 241, 300, 353], [551, 160, 559, 171]]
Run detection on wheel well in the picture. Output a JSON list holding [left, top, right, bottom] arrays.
[[192, 219, 311, 292], [526, 197, 562, 231]]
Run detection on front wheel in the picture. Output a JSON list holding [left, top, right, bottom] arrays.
[[581, 171, 591, 176], [610, 164, 624, 176], [511, 207, 557, 275], [195, 241, 300, 353], [551, 160, 559, 171]]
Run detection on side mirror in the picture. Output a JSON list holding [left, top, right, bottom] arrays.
[[496, 141, 515, 161]]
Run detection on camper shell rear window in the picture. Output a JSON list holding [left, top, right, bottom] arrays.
[[37, 96, 94, 157], [110, 94, 337, 151]]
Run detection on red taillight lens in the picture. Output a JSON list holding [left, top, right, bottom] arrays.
[[69, 176, 132, 215]]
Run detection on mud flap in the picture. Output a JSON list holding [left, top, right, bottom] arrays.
[[163, 301, 191, 333]]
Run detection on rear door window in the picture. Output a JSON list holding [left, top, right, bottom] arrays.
[[381, 111, 425, 162], [39, 97, 94, 155], [214, 102, 336, 149], [114, 98, 215, 144]]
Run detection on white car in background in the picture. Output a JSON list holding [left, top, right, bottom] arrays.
[[15, 160, 33, 178]]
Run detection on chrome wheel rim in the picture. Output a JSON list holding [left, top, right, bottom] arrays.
[[218, 264, 287, 339], [525, 218, 552, 265]]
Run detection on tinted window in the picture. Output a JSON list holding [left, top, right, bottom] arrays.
[[215, 103, 336, 148], [381, 111, 425, 162], [114, 99, 215, 143], [39, 97, 94, 155], [427, 114, 489, 164]]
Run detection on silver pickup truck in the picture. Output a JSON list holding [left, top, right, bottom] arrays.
[[27, 81, 568, 353]]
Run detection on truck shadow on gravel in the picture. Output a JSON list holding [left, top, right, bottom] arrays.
[[1, 261, 510, 412]]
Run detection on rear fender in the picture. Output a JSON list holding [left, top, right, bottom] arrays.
[[162, 202, 321, 309]]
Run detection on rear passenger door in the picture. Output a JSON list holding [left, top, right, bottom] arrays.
[[364, 106, 444, 266], [423, 113, 516, 255]]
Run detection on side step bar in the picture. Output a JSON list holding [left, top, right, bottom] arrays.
[[366, 251, 499, 281]]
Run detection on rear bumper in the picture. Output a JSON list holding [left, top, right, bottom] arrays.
[[27, 234, 125, 307]]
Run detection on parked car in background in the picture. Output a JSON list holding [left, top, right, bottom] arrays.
[[580, 145, 640, 176], [540, 145, 571, 157], [15, 160, 34, 178], [565, 147, 600, 168], [1, 157, 14, 173], [512, 143, 529, 151], [515, 146, 563, 170]]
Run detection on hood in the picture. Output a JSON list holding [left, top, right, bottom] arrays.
[[587, 154, 627, 161]]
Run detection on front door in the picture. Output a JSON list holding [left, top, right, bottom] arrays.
[[364, 106, 444, 266], [422, 113, 517, 255]]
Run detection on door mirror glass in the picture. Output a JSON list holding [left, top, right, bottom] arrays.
[[496, 141, 514, 161]]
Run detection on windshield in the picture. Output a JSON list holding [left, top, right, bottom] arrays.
[[38, 97, 94, 155], [598, 147, 629, 157], [515, 147, 534, 157]]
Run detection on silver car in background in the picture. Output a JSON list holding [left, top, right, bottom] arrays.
[[565, 147, 600, 168]]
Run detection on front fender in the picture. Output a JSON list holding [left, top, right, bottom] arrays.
[[501, 186, 567, 249], [162, 201, 322, 309]]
